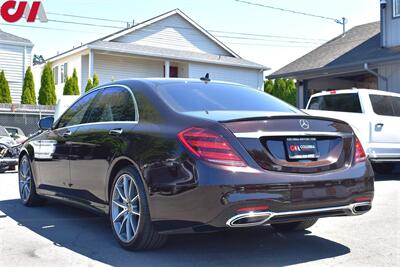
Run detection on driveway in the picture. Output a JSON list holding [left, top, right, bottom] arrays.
[[0, 170, 399, 267]]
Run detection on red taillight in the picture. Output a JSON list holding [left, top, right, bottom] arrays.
[[353, 197, 371, 202], [354, 136, 367, 163], [178, 127, 246, 167]]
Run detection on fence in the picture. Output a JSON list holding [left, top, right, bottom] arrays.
[[0, 104, 55, 136]]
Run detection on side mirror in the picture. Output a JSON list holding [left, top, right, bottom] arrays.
[[38, 117, 54, 130]]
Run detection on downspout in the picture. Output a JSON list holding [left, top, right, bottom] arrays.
[[380, 0, 387, 48], [258, 69, 264, 91], [363, 63, 388, 91]]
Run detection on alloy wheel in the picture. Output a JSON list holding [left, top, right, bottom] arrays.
[[19, 157, 32, 202], [111, 174, 140, 243]]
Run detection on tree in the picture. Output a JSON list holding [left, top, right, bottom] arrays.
[[63, 77, 73, 95], [38, 63, 57, 105], [264, 80, 274, 94], [263, 78, 297, 106], [85, 78, 93, 92], [0, 70, 12, 104], [71, 68, 80, 95], [92, 72, 99, 87], [21, 67, 36, 104]]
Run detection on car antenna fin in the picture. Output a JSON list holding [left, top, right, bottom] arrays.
[[200, 73, 210, 83]]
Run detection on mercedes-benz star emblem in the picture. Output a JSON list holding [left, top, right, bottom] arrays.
[[299, 119, 310, 130]]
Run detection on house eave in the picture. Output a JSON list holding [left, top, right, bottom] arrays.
[[0, 40, 33, 47], [267, 54, 400, 80]]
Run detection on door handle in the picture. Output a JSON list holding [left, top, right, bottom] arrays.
[[62, 130, 72, 137], [109, 128, 123, 136]]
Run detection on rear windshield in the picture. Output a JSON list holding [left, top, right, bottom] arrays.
[[308, 93, 362, 113], [0, 127, 9, 137], [156, 83, 299, 113], [369, 94, 400, 117]]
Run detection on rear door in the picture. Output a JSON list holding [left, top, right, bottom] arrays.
[[368, 94, 400, 144], [69, 85, 138, 204]]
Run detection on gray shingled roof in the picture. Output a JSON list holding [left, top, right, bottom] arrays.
[[269, 22, 400, 79], [88, 41, 267, 69], [0, 29, 32, 46]]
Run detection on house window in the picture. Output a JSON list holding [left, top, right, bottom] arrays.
[[394, 0, 400, 17], [53, 66, 59, 85], [60, 63, 68, 83]]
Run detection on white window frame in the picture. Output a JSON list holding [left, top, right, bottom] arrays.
[[394, 0, 400, 18], [60, 62, 68, 84], [53, 66, 59, 85]]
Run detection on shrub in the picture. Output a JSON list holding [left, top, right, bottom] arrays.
[[0, 70, 12, 103], [38, 63, 57, 105], [21, 67, 36, 104], [92, 72, 99, 87], [85, 78, 93, 92], [71, 68, 80, 95]]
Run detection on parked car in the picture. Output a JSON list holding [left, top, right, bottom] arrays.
[[0, 126, 19, 173], [19, 79, 374, 250], [305, 89, 400, 172], [5, 126, 27, 144]]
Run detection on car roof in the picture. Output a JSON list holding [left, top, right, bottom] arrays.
[[121, 78, 248, 88], [310, 88, 400, 98]]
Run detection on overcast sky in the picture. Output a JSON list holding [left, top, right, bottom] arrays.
[[1, 0, 380, 74]]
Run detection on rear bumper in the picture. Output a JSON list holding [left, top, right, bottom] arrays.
[[226, 201, 371, 228], [149, 161, 375, 233]]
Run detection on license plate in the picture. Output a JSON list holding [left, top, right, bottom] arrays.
[[286, 138, 320, 160]]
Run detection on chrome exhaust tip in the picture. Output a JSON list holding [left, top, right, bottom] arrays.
[[226, 212, 273, 228], [350, 202, 372, 215]]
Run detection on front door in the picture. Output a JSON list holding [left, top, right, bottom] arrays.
[[37, 90, 100, 195]]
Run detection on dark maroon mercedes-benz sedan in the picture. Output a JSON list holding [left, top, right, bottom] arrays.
[[19, 78, 374, 250]]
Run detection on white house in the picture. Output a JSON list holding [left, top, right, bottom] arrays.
[[38, 9, 267, 99], [0, 29, 33, 104]]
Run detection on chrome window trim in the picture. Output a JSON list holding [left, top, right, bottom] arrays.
[[234, 131, 354, 139], [54, 84, 139, 130]]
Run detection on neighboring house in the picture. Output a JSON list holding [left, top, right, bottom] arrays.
[[37, 9, 267, 99], [0, 29, 33, 104], [268, 0, 400, 108]]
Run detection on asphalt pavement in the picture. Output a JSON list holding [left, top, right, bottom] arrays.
[[0, 169, 399, 267]]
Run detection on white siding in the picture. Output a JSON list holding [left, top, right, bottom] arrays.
[[188, 62, 263, 90], [93, 53, 163, 84], [0, 43, 32, 104], [378, 62, 400, 93], [113, 14, 230, 56], [51, 53, 83, 99]]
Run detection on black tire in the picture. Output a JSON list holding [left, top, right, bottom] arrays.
[[109, 166, 167, 250], [372, 163, 394, 174], [19, 155, 46, 206], [271, 218, 318, 232]]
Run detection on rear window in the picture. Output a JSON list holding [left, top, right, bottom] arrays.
[[156, 83, 299, 113], [369, 94, 400, 117], [308, 93, 362, 113]]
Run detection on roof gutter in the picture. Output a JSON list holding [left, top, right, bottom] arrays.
[[363, 62, 388, 91]]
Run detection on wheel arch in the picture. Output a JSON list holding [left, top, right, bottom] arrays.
[[106, 156, 147, 203]]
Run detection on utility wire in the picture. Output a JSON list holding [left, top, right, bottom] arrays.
[[47, 19, 123, 29], [47, 12, 130, 24], [234, 0, 338, 22]]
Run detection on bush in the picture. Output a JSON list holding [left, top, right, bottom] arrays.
[[63, 77, 73, 95], [0, 70, 12, 103], [85, 78, 93, 92], [264, 78, 297, 106], [21, 67, 36, 104], [71, 68, 80, 95], [92, 72, 99, 87], [38, 63, 57, 105]]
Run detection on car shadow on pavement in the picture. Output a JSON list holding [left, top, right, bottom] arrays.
[[0, 199, 350, 267]]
